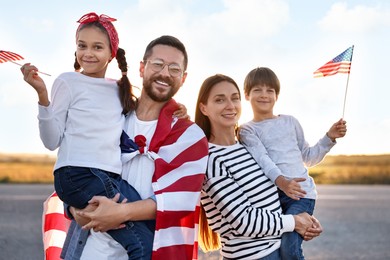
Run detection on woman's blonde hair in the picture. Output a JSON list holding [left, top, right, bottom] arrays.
[[198, 203, 221, 252]]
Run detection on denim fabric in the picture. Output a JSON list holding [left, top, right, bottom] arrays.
[[54, 166, 154, 259], [61, 221, 89, 260], [223, 248, 280, 260], [278, 190, 316, 260]]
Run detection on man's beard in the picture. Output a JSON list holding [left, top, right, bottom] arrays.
[[143, 76, 179, 102]]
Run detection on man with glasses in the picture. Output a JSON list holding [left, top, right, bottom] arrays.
[[61, 35, 209, 260]]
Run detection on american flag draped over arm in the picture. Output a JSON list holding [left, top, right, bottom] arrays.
[[120, 99, 209, 259], [145, 100, 209, 260], [313, 46, 354, 78]]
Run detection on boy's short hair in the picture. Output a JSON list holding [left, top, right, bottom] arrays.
[[243, 67, 280, 96]]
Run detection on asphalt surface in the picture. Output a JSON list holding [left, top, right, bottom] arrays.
[[1, 184, 389, 260]]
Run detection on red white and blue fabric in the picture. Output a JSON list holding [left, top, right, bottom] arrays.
[[42, 192, 71, 260], [313, 45, 354, 77], [121, 99, 209, 259], [0, 50, 24, 63]]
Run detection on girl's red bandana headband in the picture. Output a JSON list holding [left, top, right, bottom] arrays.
[[76, 12, 119, 59]]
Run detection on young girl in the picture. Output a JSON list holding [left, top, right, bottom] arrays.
[[21, 12, 156, 259]]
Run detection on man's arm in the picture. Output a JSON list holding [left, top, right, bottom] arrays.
[[76, 195, 156, 232]]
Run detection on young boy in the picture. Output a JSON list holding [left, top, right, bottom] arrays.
[[239, 67, 347, 259]]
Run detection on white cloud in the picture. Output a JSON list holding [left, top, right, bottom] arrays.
[[319, 2, 390, 32], [206, 0, 289, 37]]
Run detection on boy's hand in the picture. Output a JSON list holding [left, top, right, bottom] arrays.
[[275, 175, 306, 200], [327, 118, 347, 142]]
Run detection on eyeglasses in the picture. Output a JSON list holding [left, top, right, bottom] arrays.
[[145, 59, 183, 77]]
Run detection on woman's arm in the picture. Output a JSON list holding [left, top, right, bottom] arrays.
[[303, 215, 323, 241]]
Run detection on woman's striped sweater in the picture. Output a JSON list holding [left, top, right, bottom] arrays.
[[201, 142, 295, 259]]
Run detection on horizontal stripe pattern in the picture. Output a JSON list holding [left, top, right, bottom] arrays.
[[42, 192, 71, 259], [313, 46, 354, 77], [201, 143, 290, 259], [148, 100, 209, 260]]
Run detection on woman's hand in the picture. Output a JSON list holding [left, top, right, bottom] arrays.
[[293, 212, 314, 237], [303, 216, 323, 241]]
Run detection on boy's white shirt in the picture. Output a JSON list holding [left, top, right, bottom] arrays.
[[240, 114, 336, 199]]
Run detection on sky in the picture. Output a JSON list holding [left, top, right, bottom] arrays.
[[1, 0, 389, 156]]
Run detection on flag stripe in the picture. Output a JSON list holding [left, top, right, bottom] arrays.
[[0, 50, 24, 63], [42, 192, 71, 260], [45, 247, 63, 260], [43, 229, 68, 250], [44, 213, 70, 232], [313, 46, 354, 78]]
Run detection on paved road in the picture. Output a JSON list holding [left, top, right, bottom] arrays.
[[1, 184, 389, 260]]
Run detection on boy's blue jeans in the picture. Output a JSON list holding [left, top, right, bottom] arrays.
[[223, 248, 280, 260], [278, 190, 315, 260], [54, 166, 154, 260]]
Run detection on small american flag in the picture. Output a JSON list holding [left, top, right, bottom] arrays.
[[314, 46, 354, 78], [1, 50, 51, 76], [0, 50, 24, 64]]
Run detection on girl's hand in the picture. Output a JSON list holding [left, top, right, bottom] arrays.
[[174, 103, 190, 120], [20, 63, 50, 106]]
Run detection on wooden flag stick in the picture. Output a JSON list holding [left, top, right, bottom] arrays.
[[341, 45, 354, 119], [10, 60, 51, 76], [341, 73, 350, 119]]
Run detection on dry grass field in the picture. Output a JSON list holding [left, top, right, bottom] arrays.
[[0, 153, 389, 184], [0, 153, 55, 183], [309, 154, 390, 184]]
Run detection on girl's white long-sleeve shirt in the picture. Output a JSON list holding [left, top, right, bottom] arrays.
[[38, 72, 124, 174]]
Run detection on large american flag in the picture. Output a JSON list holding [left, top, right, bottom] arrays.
[[0, 50, 24, 64], [313, 46, 354, 78], [123, 99, 208, 260], [42, 192, 71, 260]]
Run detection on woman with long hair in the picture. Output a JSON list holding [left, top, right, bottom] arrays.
[[195, 74, 322, 259]]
